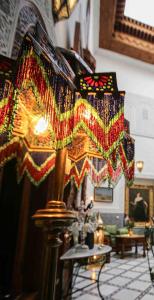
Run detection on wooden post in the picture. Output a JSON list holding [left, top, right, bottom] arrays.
[[33, 148, 76, 300], [0, 168, 3, 195], [12, 176, 31, 295], [52, 148, 67, 201]]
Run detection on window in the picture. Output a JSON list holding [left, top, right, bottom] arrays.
[[124, 0, 154, 27]]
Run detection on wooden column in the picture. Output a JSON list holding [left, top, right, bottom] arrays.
[[52, 148, 67, 201], [33, 148, 75, 300], [12, 176, 31, 296], [0, 168, 3, 193]]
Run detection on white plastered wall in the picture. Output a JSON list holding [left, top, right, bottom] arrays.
[[54, 0, 154, 213]]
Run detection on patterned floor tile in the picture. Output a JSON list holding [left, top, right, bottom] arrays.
[[112, 288, 141, 300], [133, 266, 148, 272], [118, 264, 135, 270], [73, 293, 100, 300], [147, 287, 154, 294], [122, 270, 142, 279], [140, 295, 154, 300], [127, 280, 151, 291], [109, 262, 121, 267], [74, 250, 154, 300], [99, 273, 114, 282], [109, 275, 132, 286], [75, 279, 95, 290], [72, 291, 83, 299], [105, 268, 125, 275], [139, 273, 152, 282], [127, 260, 143, 266], [97, 283, 120, 296]]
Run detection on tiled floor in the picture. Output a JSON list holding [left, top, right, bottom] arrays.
[[71, 247, 154, 300]]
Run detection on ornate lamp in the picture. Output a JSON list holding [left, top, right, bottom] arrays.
[[52, 0, 79, 22], [94, 212, 104, 245], [136, 160, 144, 172]]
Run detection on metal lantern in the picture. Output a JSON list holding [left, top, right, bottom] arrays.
[[52, 0, 79, 22]]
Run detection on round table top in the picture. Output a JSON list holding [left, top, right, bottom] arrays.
[[60, 244, 112, 261]]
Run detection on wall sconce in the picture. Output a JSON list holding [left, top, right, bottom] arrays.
[[136, 160, 144, 172], [52, 0, 79, 22]]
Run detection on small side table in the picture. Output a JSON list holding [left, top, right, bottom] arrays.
[[116, 234, 146, 259], [60, 244, 112, 299]]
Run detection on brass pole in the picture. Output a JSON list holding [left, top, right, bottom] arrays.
[[40, 233, 62, 300]]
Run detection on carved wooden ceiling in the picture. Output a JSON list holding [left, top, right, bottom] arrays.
[[99, 0, 154, 64]]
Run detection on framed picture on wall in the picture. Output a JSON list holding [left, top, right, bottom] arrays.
[[125, 184, 154, 225], [94, 187, 113, 203]]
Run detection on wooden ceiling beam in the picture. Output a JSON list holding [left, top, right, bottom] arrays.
[[111, 38, 154, 64], [99, 0, 117, 48], [99, 0, 154, 64]]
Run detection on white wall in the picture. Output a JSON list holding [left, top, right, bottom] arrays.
[[54, 0, 154, 215], [92, 1, 154, 213], [86, 176, 125, 214], [54, 0, 93, 50]]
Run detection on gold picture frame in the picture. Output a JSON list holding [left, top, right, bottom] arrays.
[[94, 187, 113, 203], [125, 184, 154, 226]]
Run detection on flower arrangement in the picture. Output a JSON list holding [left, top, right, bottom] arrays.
[[124, 215, 134, 229], [68, 202, 98, 247], [127, 220, 134, 229]]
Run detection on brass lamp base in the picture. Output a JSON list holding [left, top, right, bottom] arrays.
[[33, 200, 76, 228], [32, 200, 76, 300]]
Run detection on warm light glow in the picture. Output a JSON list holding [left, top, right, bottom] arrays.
[[93, 255, 97, 260], [83, 110, 91, 120], [91, 271, 96, 281], [65, 157, 72, 175], [64, 232, 69, 239], [136, 160, 144, 172], [34, 117, 48, 135]]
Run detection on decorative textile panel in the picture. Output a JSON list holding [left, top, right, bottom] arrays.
[[9, 35, 75, 151], [74, 91, 125, 159], [0, 42, 57, 185], [0, 55, 14, 134], [64, 157, 123, 189], [0, 32, 134, 187], [74, 73, 125, 159], [119, 133, 135, 186]]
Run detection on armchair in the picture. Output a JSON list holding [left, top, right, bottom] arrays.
[[104, 225, 129, 251]]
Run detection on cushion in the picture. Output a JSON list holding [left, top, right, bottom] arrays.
[[105, 225, 117, 235], [117, 227, 128, 235], [104, 231, 110, 236]]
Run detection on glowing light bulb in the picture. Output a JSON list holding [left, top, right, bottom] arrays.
[[34, 117, 48, 135], [83, 110, 91, 120]]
